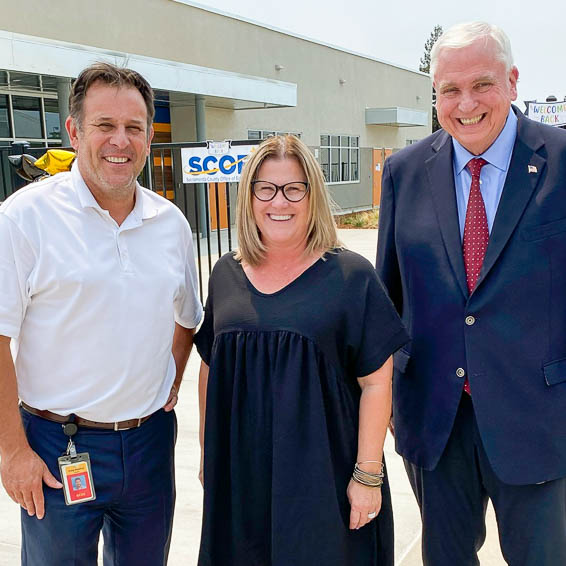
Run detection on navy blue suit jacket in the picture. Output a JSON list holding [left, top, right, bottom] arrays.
[[377, 108, 566, 485]]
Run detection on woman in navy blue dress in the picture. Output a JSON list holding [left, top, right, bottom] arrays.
[[194, 135, 408, 566]]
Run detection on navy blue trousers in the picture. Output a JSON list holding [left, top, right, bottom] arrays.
[[405, 394, 566, 566], [20, 408, 177, 566]]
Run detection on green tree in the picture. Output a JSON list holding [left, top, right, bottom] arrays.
[[420, 25, 443, 132]]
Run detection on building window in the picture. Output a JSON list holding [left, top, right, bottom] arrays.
[[0, 95, 10, 138], [13, 96, 42, 139], [41, 76, 58, 93], [10, 72, 40, 91], [0, 70, 63, 147], [320, 134, 359, 183], [44, 98, 61, 139], [248, 129, 301, 140], [406, 139, 420, 146]]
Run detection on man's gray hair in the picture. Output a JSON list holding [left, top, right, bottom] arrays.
[[430, 22, 514, 80]]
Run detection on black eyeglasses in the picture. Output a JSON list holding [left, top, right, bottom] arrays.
[[251, 181, 309, 202]]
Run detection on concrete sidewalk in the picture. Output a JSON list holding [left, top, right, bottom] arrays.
[[0, 229, 506, 565]]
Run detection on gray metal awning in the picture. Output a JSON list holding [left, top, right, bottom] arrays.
[[0, 30, 297, 110], [366, 106, 428, 127]]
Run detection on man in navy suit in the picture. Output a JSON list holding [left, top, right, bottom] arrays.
[[377, 21, 566, 565]]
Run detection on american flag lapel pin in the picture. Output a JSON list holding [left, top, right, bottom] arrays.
[[528, 165, 538, 174]]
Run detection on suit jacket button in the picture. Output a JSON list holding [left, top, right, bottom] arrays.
[[456, 368, 466, 378], [465, 315, 476, 326]]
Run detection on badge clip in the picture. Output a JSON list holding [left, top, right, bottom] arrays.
[[57, 422, 96, 505]]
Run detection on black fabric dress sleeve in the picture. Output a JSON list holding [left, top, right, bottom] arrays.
[[194, 292, 214, 366], [349, 264, 409, 377]]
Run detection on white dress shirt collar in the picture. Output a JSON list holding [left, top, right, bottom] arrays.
[[71, 163, 158, 227]]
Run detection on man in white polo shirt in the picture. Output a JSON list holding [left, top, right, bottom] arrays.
[[0, 63, 202, 565]]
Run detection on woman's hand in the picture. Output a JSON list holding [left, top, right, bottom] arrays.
[[347, 478, 382, 530]]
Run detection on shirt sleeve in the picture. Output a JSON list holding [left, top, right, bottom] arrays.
[[349, 263, 409, 377], [0, 214, 35, 339], [174, 223, 204, 329]]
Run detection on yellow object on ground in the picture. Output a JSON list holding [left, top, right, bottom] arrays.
[[34, 150, 76, 175]]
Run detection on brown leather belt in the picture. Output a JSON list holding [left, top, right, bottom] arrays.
[[20, 402, 153, 431]]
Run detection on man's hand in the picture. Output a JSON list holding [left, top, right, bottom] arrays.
[[166, 323, 195, 413], [163, 383, 179, 412], [1, 446, 62, 519], [0, 336, 62, 519]]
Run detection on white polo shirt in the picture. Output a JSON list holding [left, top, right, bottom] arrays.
[[0, 165, 203, 421]]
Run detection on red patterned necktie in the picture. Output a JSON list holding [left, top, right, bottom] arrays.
[[462, 157, 488, 394], [463, 158, 489, 293]]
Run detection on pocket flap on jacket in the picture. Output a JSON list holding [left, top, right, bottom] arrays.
[[543, 358, 566, 386], [393, 348, 411, 374], [522, 217, 566, 241]]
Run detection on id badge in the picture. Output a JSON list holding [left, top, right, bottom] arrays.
[[58, 453, 96, 505]]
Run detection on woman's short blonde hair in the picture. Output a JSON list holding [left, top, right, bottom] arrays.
[[235, 135, 341, 266]]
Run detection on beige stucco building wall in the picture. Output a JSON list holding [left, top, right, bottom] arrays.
[[1, 0, 432, 211]]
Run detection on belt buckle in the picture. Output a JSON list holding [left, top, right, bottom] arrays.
[[113, 418, 142, 431]]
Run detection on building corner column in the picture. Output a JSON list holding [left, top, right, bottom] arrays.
[[56, 78, 71, 147], [195, 95, 207, 238]]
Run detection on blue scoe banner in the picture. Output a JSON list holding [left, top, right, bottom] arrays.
[[181, 140, 260, 184]]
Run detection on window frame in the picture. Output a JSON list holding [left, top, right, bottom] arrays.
[[0, 71, 62, 147], [320, 134, 360, 184], [247, 129, 302, 141]]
